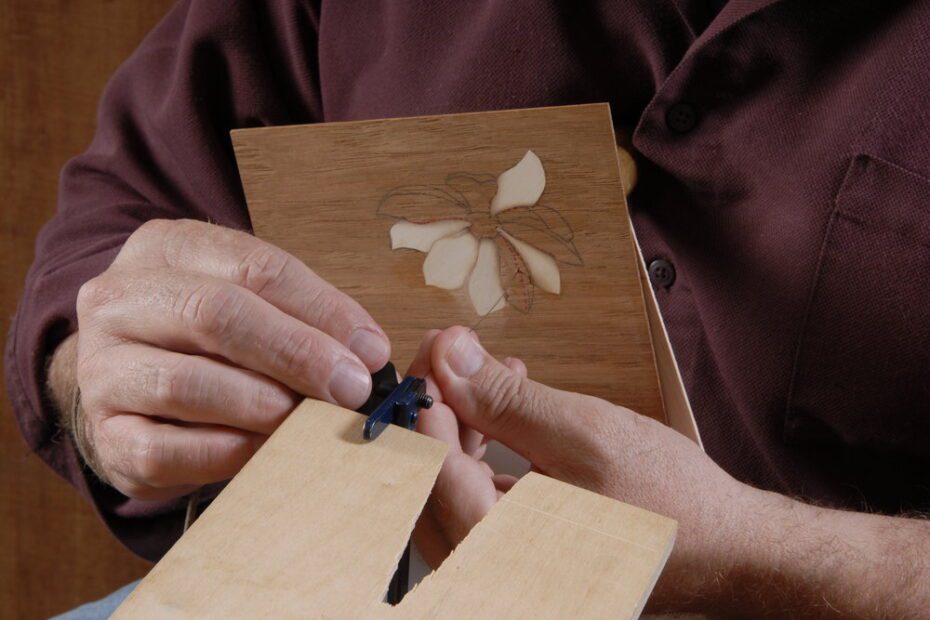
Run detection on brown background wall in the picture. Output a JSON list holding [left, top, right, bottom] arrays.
[[1, 2, 173, 617]]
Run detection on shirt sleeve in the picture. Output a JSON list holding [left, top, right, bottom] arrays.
[[2, 0, 323, 562]]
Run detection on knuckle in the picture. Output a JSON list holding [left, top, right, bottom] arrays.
[[129, 218, 175, 248], [193, 439, 224, 475], [302, 284, 355, 333], [236, 245, 292, 296], [158, 218, 203, 264], [133, 435, 170, 486], [276, 329, 325, 380], [76, 372, 106, 412], [177, 281, 244, 339], [479, 369, 528, 430], [307, 288, 342, 320], [154, 358, 200, 410], [127, 218, 203, 266], [76, 275, 117, 316], [249, 381, 293, 427]]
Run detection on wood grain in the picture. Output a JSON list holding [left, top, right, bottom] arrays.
[[0, 2, 171, 617], [234, 104, 666, 424], [113, 400, 448, 619], [393, 472, 676, 619], [115, 400, 676, 619]]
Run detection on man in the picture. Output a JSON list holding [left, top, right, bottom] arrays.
[[6, 1, 929, 616]]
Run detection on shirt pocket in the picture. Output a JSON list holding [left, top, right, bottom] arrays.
[[785, 154, 930, 459]]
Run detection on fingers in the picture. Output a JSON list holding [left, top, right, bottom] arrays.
[[80, 343, 300, 435], [413, 507, 453, 569], [408, 329, 444, 405], [458, 357, 524, 456], [459, 426, 485, 457], [493, 474, 519, 494], [73, 219, 393, 498], [114, 219, 390, 371], [503, 356, 528, 378], [93, 413, 263, 501], [416, 402, 463, 452], [417, 403, 498, 546], [416, 375, 505, 557], [430, 453, 500, 546], [407, 329, 442, 382], [80, 269, 373, 409], [411, 329, 490, 454], [429, 326, 616, 472]]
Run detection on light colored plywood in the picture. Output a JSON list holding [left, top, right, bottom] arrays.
[[390, 472, 677, 619], [233, 104, 666, 425], [112, 400, 447, 619], [631, 225, 702, 447], [115, 400, 676, 618]]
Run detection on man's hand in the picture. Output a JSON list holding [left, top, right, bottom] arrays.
[[62, 219, 390, 501], [406, 329, 527, 567], [408, 327, 743, 602], [411, 326, 930, 617]]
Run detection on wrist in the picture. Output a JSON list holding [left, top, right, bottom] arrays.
[[650, 475, 762, 611]]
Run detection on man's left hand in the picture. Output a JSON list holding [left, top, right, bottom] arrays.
[[407, 326, 930, 617], [407, 326, 751, 609]]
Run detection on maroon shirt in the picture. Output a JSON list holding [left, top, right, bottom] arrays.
[[6, 1, 930, 561]]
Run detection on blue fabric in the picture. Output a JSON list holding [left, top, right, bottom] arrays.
[[52, 581, 139, 620]]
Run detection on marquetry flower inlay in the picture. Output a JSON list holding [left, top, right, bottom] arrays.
[[378, 151, 582, 316]]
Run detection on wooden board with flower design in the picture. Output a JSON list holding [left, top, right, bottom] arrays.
[[233, 104, 665, 423]]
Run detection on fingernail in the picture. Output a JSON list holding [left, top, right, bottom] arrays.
[[349, 328, 390, 370], [446, 331, 486, 378], [329, 360, 372, 408]]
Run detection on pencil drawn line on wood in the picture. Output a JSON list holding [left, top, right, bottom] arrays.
[[377, 150, 583, 317]]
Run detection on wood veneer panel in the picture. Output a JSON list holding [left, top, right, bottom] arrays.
[[234, 104, 666, 424]]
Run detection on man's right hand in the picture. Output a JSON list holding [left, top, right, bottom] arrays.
[[69, 219, 390, 501]]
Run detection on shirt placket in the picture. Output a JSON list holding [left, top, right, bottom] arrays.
[[627, 0, 785, 405]]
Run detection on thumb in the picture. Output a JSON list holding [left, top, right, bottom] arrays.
[[430, 326, 608, 472]]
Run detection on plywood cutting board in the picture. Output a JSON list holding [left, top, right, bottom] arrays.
[[233, 103, 666, 423], [113, 401, 677, 618]]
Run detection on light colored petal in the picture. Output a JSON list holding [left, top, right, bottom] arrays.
[[390, 220, 471, 252], [468, 238, 507, 316], [423, 232, 479, 290], [497, 228, 560, 295], [490, 150, 546, 216]]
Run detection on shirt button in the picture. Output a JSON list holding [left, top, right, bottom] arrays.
[[648, 258, 676, 288], [666, 102, 699, 134]]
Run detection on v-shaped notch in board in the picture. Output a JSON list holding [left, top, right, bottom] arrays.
[[113, 400, 676, 619]]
